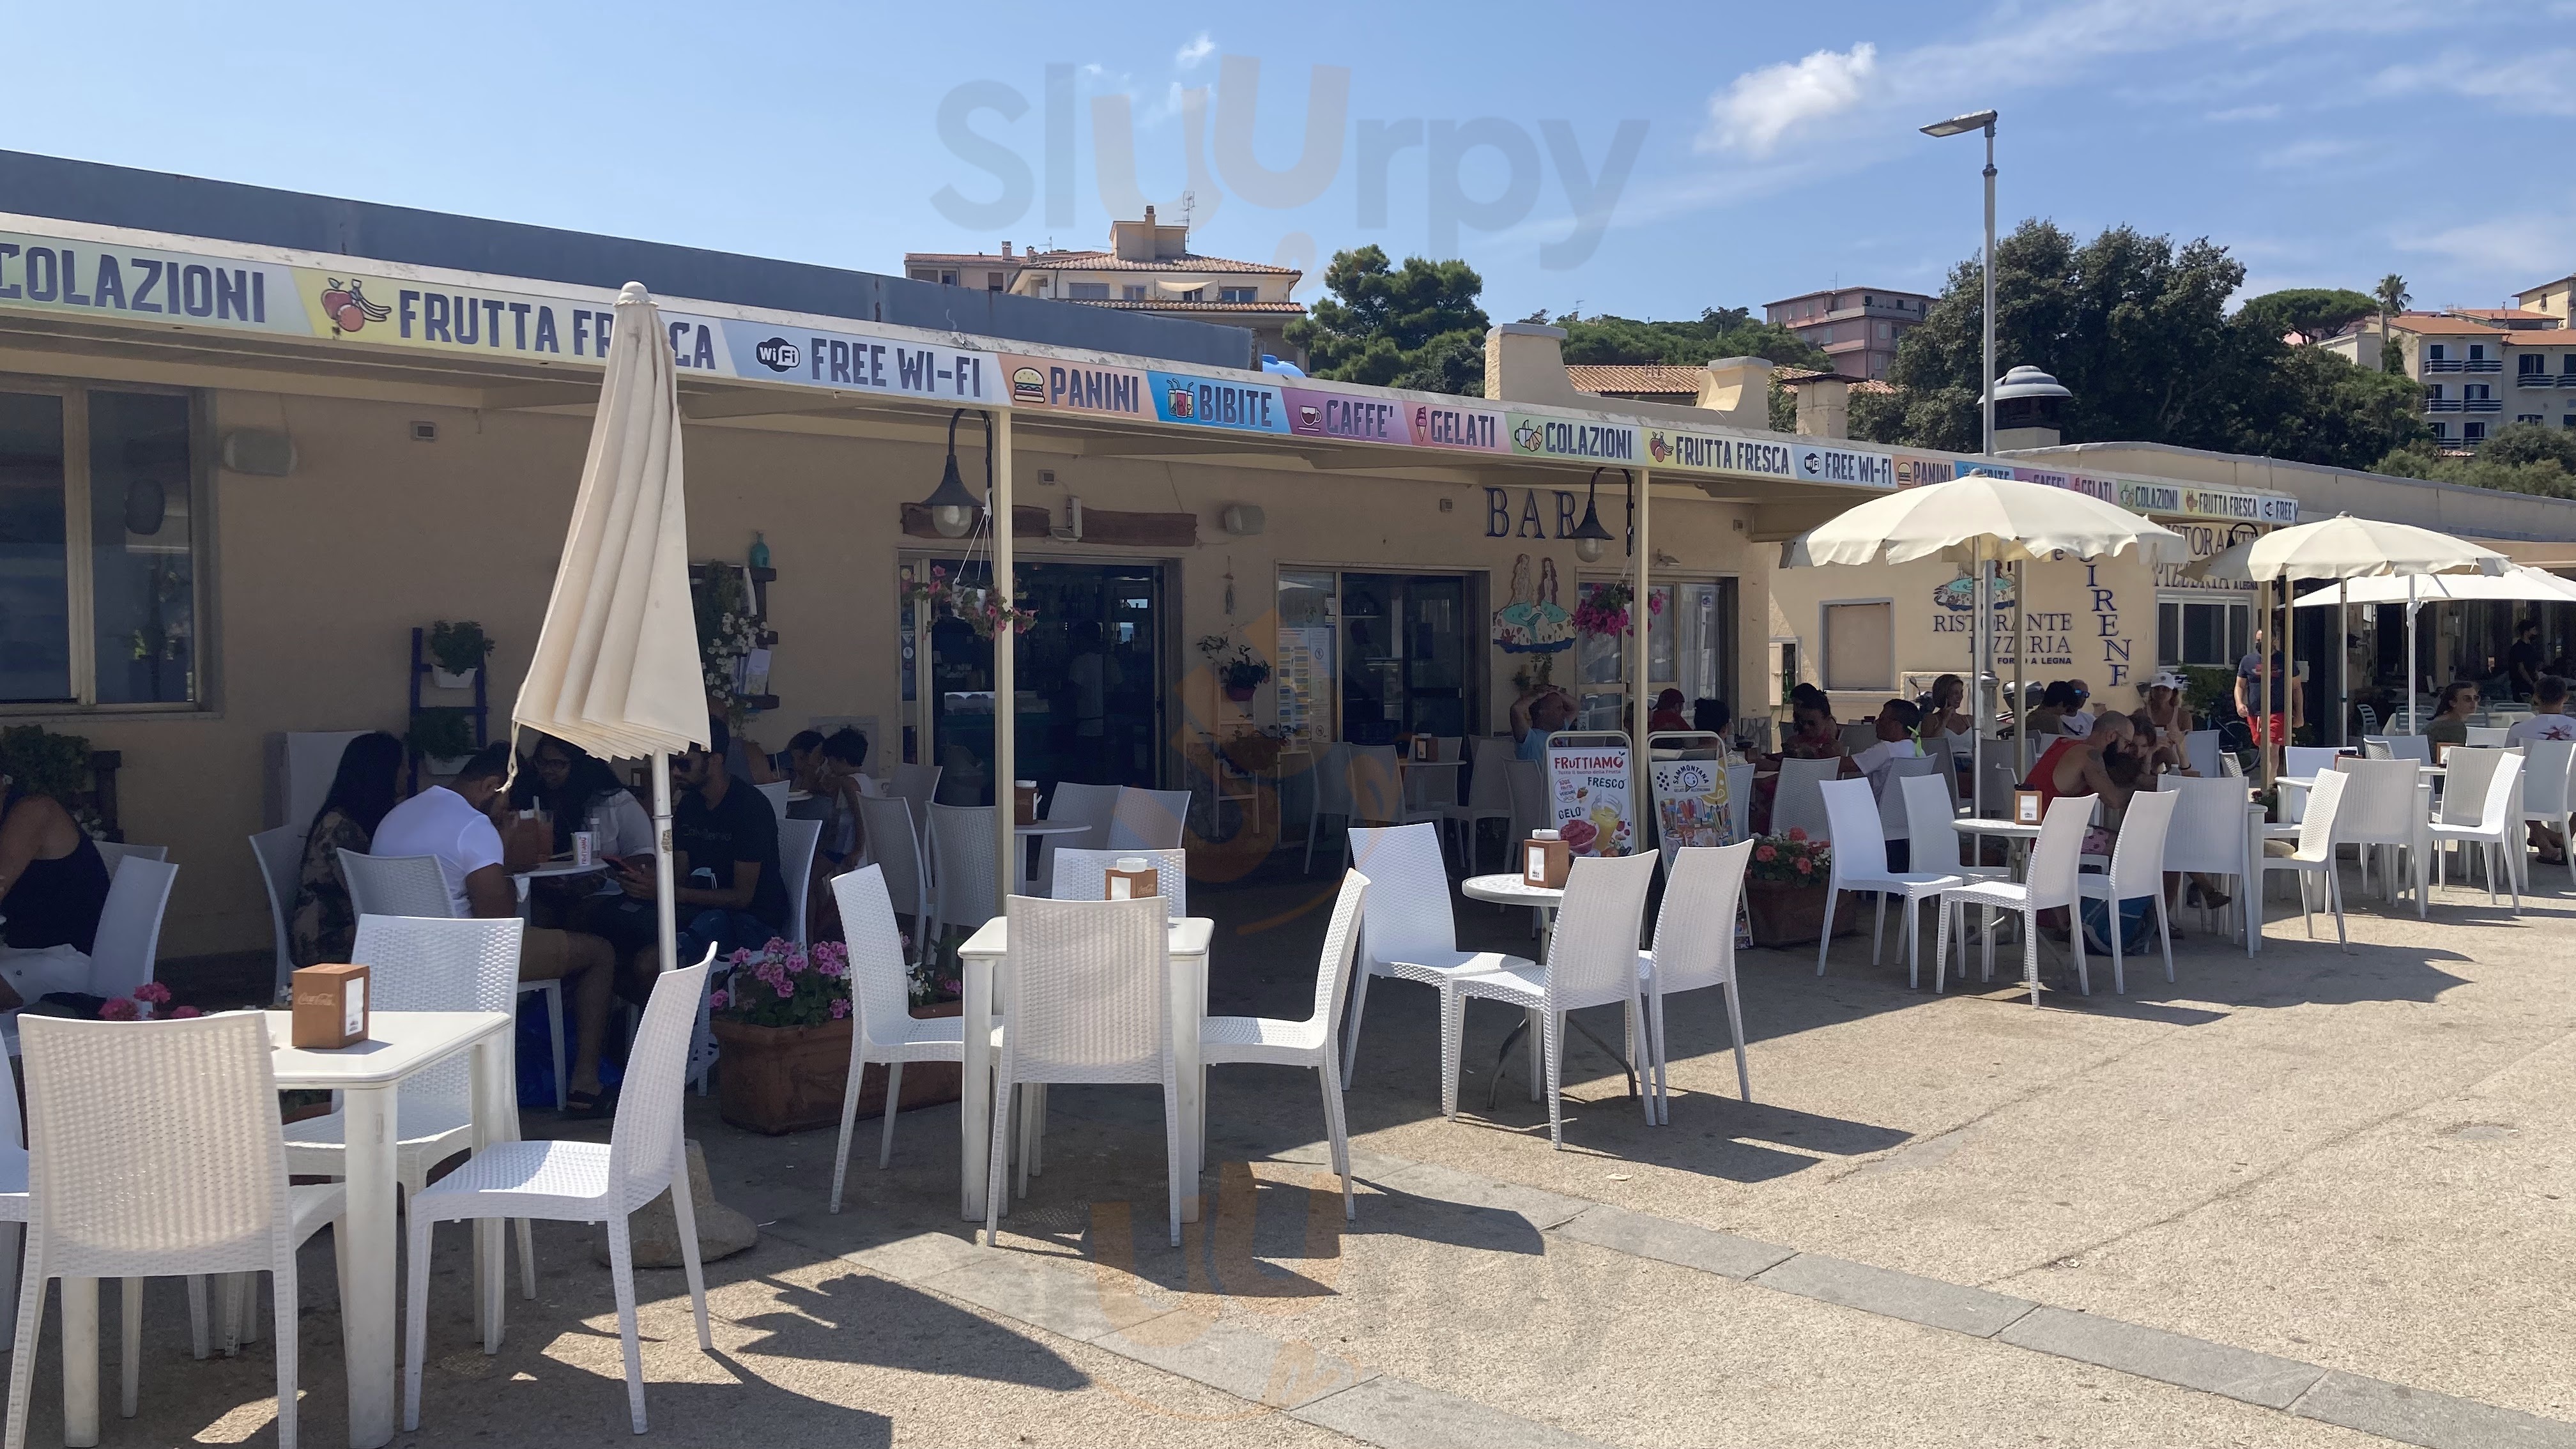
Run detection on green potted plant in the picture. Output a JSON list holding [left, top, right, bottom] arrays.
[[1197, 635, 1273, 703], [709, 937, 962, 1134], [406, 708, 476, 776], [428, 620, 493, 689]]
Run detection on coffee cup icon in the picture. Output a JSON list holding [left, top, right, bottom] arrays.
[[1298, 405, 1321, 429]]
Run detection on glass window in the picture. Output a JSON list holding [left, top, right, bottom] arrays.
[[88, 392, 195, 705], [2430, 345, 2447, 360], [1574, 578, 1730, 732], [1275, 569, 1336, 740], [0, 393, 70, 703], [1220, 286, 1257, 303], [2467, 422, 2487, 441], [1066, 282, 1109, 300], [1122, 284, 1148, 300]]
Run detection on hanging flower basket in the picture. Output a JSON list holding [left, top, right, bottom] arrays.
[[1570, 581, 1664, 640]]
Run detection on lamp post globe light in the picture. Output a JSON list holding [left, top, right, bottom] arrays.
[[1920, 109, 1999, 456], [920, 408, 989, 539], [1568, 468, 1620, 564]]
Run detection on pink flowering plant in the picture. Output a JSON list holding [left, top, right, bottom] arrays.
[[1746, 827, 1832, 886], [711, 937, 852, 1029], [96, 982, 194, 1021], [1570, 581, 1665, 641]]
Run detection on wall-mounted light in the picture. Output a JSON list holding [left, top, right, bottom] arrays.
[[919, 408, 991, 538], [1569, 467, 1627, 563]]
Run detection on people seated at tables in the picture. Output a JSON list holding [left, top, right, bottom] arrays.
[[290, 730, 404, 970], [2424, 681, 2480, 751], [1692, 695, 1731, 739], [814, 726, 874, 868], [612, 715, 788, 983], [2508, 675, 2576, 863], [1920, 673, 1973, 744], [509, 734, 654, 859], [0, 777, 114, 1010], [2025, 680, 2088, 739], [1648, 687, 1690, 735], [374, 742, 622, 1114], [1851, 699, 1925, 795], [778, 729, 827, 793], [1512, 683, 1577, 763], [1751, 693, 1851, 833], [2139, 671, 2191, 772]]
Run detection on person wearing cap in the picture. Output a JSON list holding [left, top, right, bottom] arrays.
[[2141, 670, 2192, 772]]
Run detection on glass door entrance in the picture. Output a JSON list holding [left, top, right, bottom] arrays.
[[908, 559, 1164, 803], [1337, 572, 1473, 745]]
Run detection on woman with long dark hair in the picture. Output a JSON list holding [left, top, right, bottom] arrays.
[[289, 731, 404, 969], [509, 735, 653, 858], [0, 776, 114, 1008]]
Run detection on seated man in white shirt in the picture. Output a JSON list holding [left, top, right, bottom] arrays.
[[1849, 698, 1926, 797], [372, 742, 621, 1116], [2506, 674, 2576, 863]]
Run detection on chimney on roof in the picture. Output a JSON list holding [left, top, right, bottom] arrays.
[[1144, 205, 1156, 225], [1001, 240, 1012, 258]]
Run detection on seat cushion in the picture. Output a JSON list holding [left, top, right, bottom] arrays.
[[410, 1138, 615, 1222]]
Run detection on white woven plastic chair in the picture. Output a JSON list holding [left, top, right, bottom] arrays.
[[1816, 778, 1962, 985], [928, 802, 1001, 947], [343, 848, 568, 1110], [857, 795, 933, 966], [2329, 758, 2430, 914], [1048, 847, 1188, 919], [2073, 787, 2178, 993], [1726, 761, 1754, 841], [1770, 758, 1839, 843], [2465, 726, 2513, 748], [7, 1013, 346, 1449], [404, 951, 716, 1436], [1037, 781, 1119, 893], [86, 857, 177, 1002], [1503, 758, 1549, 849], [0, 1046, 24, 1368], [780, 817, 823, 948], [1934, 794, 2096, 1005], [2184, 730, 2227, 779], [2262, 767, 2355, 949], [1452, 851, 1659, 1148], [891, 763, 942, 854], [2162, 775, 2255, 955], [88, 841, 165, 879], [2372, 733, 2433, 765], [1107, 786, 1192, 850], [283, 915, 536, 1301], [1639, 841, 1754, 1122], [755, 778, 791, 823], [983, 896, 1179, 1246], [1338, 824, 1533, 1116], [2428, 750, 2524, 911], [1903, 773, 2006, 884], [1445, 739, 1517, 872], [829, 867, 965, 1204], [2517, 738, 2576, 889], [1873, 754, 1950, 841], [249, 827, 302, 1004], [2285, 746, 2351, 780], [1202, 871, 1368, 1218]]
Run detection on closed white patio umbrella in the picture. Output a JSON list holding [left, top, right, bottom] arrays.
[[513, 282, 706, 976], [1785, 474, 2188, 811]]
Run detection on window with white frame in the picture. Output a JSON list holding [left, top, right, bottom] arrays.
[[0, 383, 204, 707], [1573, 578, 1733, 731], [2158, 595, 2250, 668]]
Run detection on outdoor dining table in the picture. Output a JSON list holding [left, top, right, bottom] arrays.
[[49, 1010, 520, 1449], [1462, 871, 1561, 956], [1011, 820, 1092, 891], [954, 915, 1214, 1223]]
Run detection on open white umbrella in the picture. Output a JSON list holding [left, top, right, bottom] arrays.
[[1785, 474, 2188, 811], [2292, 565, 2576, 733], [2189, 516, 2510, 753], [513, 282, 706, 976]]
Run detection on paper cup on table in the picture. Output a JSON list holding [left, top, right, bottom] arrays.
[[572, 831, 596, 868]]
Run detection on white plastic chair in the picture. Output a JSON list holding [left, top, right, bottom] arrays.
[[1339, 823, 1533, 1117], [8, 1013, 346, 1449], [2163, 776, 2255, 956], [1202, 871, 1369, 1217], [284, 916, 537, 1301], [2285, 746, 2351, 779], [1771, 757, 1839, 843], [828, 866, 965, 1202], [1452, 851, 1659, 1147], [1307, 744, 1402, 872], [2366, 733, 2433, 765], [2074, 788, 2178, 993], [1107, 786, 1192, 851], [983, 896, 1181, 1246], [1816, 778, 1962, 985], [927, 802, 1000, 947], [754, 778, 792, 824], [2262, 767, 2355, 949], [2466, 726, 2513, 747], [1726, 761, 1754, 842], [2184, 730, 2226, 779], [2328, 758, 2429, 914], [1639, 841, 1754, 1122], [779, 817, 823, 948], [2516, 738, 2576, 889], [85, 857, 177, 1002], [342, 849, 567, 1111], [1873, 754, 1951, 841], [1935, 794, 2095, 1005], [1903, 773, 2007, 888], [249, 827, 302, 1004], [857, 795, 933, 966], [1977, 739, 2023, 816], [1504, 758, 1549, 850], [404, 951, 716, 1436], [2429, 750, 2525, 911], [88, 841, 165, 878], [1048, 847, 1188, 919], [891, 763, 942, 854], [1445, 739, 1517, 871], [1038, 781, 1119, 893]]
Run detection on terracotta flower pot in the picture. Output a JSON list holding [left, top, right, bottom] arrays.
[[1743, 879, 1859, 949], [1223, 684, 1257, 703], [711, 1001, 963, 1136]]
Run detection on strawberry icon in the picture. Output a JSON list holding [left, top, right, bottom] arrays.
[[319, 279, 390, 335]]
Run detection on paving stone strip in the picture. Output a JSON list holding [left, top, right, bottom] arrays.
[[822, 1146, 2576, 1449]]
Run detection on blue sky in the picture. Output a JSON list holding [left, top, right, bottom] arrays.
[[6, 1, 2561, 323]]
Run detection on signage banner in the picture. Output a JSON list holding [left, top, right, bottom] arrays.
[[1643, 425, 1797, 480], [1545, 737, 1637, 858], [0, 232, 308, 337], [1894, 454, 1955, 487], [712, 317, 996, 402], [1284, 387, 1411, 444], [1646, 754, 1735, 868], [1508, 411, 1642, 465], [1002, 354, 1149, 417], [1793, 441, 1897, 489], [1147, 369, 1289, 433], [1407, 399, 1506, 451]]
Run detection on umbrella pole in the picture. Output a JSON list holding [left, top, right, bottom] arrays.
[[2338, 579, 2349, 746], [2260, 580, 2275, 787], [2012, 559, 2027, 778], [1972, 539, 1989, 817], [991, 409, 1017, 914], [1630, 466, 1653, 774], [653, 752, 677, 975], [2407, 577, 2419, 732]]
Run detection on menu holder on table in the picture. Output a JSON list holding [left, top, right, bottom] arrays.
[[291, 963, 370, 1049]]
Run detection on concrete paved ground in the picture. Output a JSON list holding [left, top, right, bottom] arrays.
[[15, 849, 2575, 1446]]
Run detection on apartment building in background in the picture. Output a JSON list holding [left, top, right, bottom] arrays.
[[905, 206, 1307, 364], [2325, 310, 2576, 451], [1761, 286, 1935, 381]]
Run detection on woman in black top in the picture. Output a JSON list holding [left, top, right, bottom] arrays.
[[290, 732, 404, 970], [0, 779, 114, 1006]]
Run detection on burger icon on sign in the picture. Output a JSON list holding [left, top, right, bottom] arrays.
[[1011, 367, 1046, 404]]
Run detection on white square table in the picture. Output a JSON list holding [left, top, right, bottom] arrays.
[[954, 916, 1213, 1223]]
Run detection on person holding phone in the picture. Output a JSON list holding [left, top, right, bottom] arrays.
[[616, 716, 788, 990]]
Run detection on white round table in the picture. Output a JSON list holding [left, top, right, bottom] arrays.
[[1014, 820, 1096, 891], [1464, 871, 1564, 956]]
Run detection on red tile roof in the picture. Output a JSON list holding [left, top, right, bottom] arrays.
[[2388, 312, 2512, 337], [1566, 364, 1706, 395], [2452, 308, 2560, 323], [901, 249, 1298, 275], [1071, 299, 1307, 314]]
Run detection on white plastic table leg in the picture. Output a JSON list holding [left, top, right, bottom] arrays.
[[470, 1037, 509, 1352], [1171, 953, 1205, 1223], [339, 1084, 399, 1448], [959, 960, 994, 1220], [62, 1276, 98, 1447]]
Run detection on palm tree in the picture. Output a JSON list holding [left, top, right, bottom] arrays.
[[2375, 273, 2411, 371]]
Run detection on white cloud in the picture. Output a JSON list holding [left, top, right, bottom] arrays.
[[2208, 103, 2285, 122], [2374, 48, 2576, 116], [2399, 212, 2576, 278], [1699, 43, 1877, 156], [1174, 32, 1216, 69], [2257, 136, 2361, 169]]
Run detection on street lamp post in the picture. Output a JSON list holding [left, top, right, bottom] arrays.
[[1921, 109, 1999, 456]]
